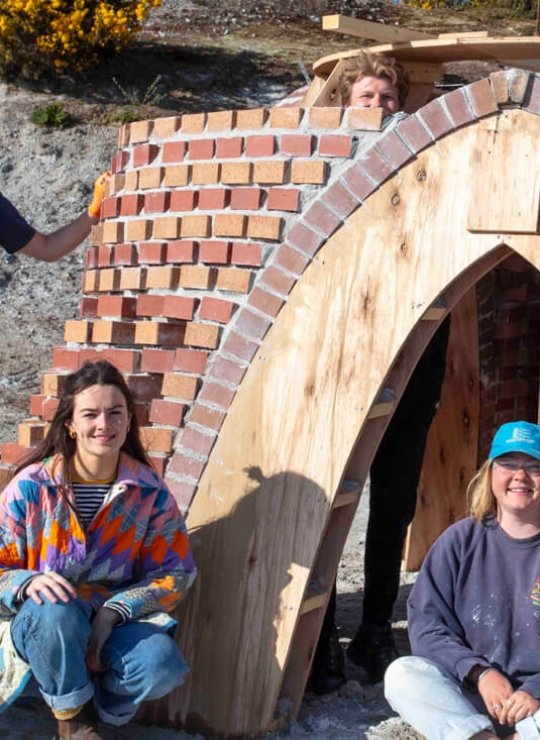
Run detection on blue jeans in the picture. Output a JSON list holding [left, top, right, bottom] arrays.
[[385, 656, 540, 740], [11, 597, 188, 726]]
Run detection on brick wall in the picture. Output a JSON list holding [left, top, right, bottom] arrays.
[[477, 256, 540, 460], [3, 68, 540, 511]]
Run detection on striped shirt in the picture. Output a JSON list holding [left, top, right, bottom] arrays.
[[72, 480, 112, 527]]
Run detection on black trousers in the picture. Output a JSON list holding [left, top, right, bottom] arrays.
[[321, 318, 450, 638]]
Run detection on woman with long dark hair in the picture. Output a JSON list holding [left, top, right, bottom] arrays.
[[0, 360, 196, 738]]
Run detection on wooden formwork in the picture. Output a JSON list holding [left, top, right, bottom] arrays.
[[137, 107, 540, 737]]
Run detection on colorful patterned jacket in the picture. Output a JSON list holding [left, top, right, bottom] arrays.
[[0, 452, 196, 621]]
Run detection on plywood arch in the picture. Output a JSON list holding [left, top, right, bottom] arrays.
[[153, 108, 540, 736]]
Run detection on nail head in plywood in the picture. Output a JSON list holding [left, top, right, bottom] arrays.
[[468, 129, 540, 234]]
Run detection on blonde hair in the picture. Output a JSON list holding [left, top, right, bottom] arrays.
[[339, 51, 410, 108], [468, 460, 497, 522]]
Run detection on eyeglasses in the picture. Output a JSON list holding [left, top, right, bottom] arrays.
[[494, 459, 540, 476]]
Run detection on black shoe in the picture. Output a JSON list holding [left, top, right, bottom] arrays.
[[346, 622, 399, 683], [307, 623, 346, 695]]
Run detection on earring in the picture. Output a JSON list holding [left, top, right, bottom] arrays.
[[69, 430, 77, 439]]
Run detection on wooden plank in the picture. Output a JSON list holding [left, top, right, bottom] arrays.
[[404, 287, 479, 570], [300, 75, 327, 107], [299, 582, 328, 615], [468, 129, 540, 234], [311, 59, 347, 107], [160, 110, 540, 737], [367, 400, 394, 419], [313, 36, 540, 75], [423, 307, 446, 320], [438, 31, 490, 39], [322, 14, 435, 42]]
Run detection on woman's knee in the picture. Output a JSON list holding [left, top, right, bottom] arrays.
[[17, 597, 90, 636]]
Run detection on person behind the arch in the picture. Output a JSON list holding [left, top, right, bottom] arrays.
[[309, 49, 451, 694], [385, 420, 540, 740], [0, 360, 196, 738], [0, 171, 109, 261]]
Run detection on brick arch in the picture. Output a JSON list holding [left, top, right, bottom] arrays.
[[3, 69, 540, 735]]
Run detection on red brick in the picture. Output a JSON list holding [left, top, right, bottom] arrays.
[[170, 190, 198, 211], [169, 453, 206, 480], [236, 108, 268, 129], [42, 398, 60, 421], [1, 443, 31, 466], [120, 194, 143, 216], [93, 348, 139, 372], [269, 108, 303, 129], [214, 214, 247, 238], [180, 426, 217, 457], [102, 197, 119, 219], [319, 134, 353, 157], [153, 116, 181, 138], [235, 308, 271, 341], [260, 266, 295, 296], [374, 130, 413, 170], [181, 215, 211, 238], [125, 373, 163, 402], [174, 349, 208, 374], [216, 136, 243, 158], [198, 188, 230, 210], [141, 348, 176, 373], [126, 219, 152, 242], [166, 478, 197, 515], [52, 347, 81, 370], [397, 114, 433, 153], [65, 320, 92, 343], [248, 287, 284, 317], [137, 241, 166, 264], [346, 107, 383, 131], [97, 245, 113, 267], [154, 216, 181, 239], [230, 241, 262, 266], [136, 295, 165, 317], [308, 107, 342, 128], [166, 240, 197, 263], [181, 112, 206, 134], [222, 332, 258, 362], [290, 160, 326, 185], [303, 200, 341, 238], [221, 162, 252, 185], [162, 141, 187, 163], [114, 243, 137, 266], [92, 319, 135, 344], [97, 295, 137, 319], [323, 181, 358, 219], [275, 244, 309, 275], [267, 187, 299, 212], [230, 187, 262, 210], [133, 143, 159, 167], [445, 88, 474, 127], [418, 99, 453, 139], [145, 191, 170, 213], [199, 240, 231, 264], [468, 77, 499, 118], [86, 247, 98, 270], [180, 265, 215, 289], [287, 221, 324, 256], [29, 394, 46, 415], [188, 139, 215, 160], [342, 166, 376, 201], [245, 135, 276, 157], [198, 380, 235, 408], [149, 398, 187, 427], [209, 357, 247, 385], [280, 134, 314, 156], [149, 455, 167, 477], [134, 321, 185, 346], [140, 426, 174, 454], [199, 297, 235, 323], [130, 120, 153, 143], [189, 403, 225, 432], [80, 296, 98, 318], [162, 295, 198, 320]]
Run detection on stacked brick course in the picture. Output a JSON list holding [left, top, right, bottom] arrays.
[[3, 68, 540, 512]]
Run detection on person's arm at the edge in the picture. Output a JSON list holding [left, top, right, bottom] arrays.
[[20, 171, 109, 262]]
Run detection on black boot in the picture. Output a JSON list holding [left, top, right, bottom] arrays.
[[307, 622, 346, 695], [346, 622, 399, 683]]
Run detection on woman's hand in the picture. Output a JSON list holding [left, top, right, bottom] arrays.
[[477, 668, 514, 721], [86, 607, 122, 673], [24, 573, 77, 605], [496, 690, 540, 726]]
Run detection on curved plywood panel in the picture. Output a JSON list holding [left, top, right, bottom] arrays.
[[173, 109, 540, 735]]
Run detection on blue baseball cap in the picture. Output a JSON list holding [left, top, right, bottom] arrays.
[[489, 421, 540, 462]]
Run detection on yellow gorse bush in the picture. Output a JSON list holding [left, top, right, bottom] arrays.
[[0, 0, 161, 77]]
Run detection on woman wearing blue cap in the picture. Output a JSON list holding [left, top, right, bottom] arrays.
[[385, 420, 540, 739]]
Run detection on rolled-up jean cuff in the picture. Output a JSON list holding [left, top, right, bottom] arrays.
[[40, 680, 94, 712], [96, 704, 134, 727], [517, 713, 540, 740]]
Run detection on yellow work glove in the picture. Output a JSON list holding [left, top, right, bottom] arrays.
[[87, 170, 111, 220]]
